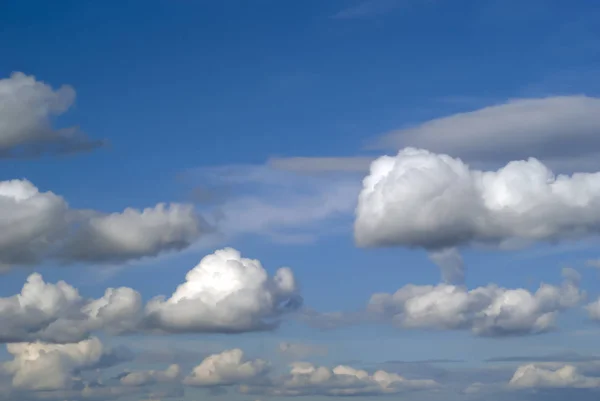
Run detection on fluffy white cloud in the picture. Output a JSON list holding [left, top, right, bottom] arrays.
[[305, 270, 583, 337], [375, 96, 600, 172], [1, 337, 127, 391], [184, 348, 269, 387], [0, 248, 301, 343], [509, 364, 600, 389], [367, 271, 583, 337], [0, 179, 204, 269], [242, 362, 438, 396], [0, 72, 103, 157], [145, 248, 301, 333], [356, 147, 600, 250], [120, 364, 181, 387]]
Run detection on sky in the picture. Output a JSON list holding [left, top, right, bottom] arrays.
[[1, 0, 600, 400]]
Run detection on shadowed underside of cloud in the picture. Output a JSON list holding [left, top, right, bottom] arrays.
[[0, 178, 205, 270], [0, 72, 104, 158], [0, 248, 302, 343]]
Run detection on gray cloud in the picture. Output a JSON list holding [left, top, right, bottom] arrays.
[[0, 72, 104, 158], [0, 179, 205, 270], [373, 96, 600, 172]]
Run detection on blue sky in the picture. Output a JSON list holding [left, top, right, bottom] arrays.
[[1, 1, 600, 400]]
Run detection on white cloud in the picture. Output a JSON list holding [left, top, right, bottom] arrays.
[[120, 364, 181, 387], [585, 298, 600, 321], [1, 337, 126, 391], [242, 362, 438, 396], [0, 248, 300, 343], [356, 147, 600, 251], [374, 96, 600, 172], [0, 72, 103, 157], [183, 348, 269, 387], [0, 179, 204, 269], [367, 275, 583, 337], [509, 363, 600, 389], [305, 271, 583, 337], [144, 248, 301, 333]]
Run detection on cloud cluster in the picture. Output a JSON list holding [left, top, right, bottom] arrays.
[[0, 72, 103, 157], [305, 270, 584, 337], [242, 362, 439, 396], [0, 178, 204, 269], [0, 248, 301, 343], [355, 147, 600, 251]]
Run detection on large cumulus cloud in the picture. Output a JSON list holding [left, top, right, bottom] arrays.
[[0, 178, 204, 269], [144, 247, 302, 333], [356, 147, 600, 250]]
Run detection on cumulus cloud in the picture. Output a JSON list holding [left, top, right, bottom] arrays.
[[242, 362, 438, 396], [305, 271, 584, 337], [509, 364, 600, 389], [356, 147, 600, 251], [0, 178, 204, 269], [144, 248, 302, 333], [585, 298, 600, 321], [1, 337, 129, 391], [184, 349, 269, 387], [0, 72, 103, 157], [0, 273, 141, 343], [0, 248, 301, 343], [59, 203, 203, 263], [374, 96, 600, 172], [120, 364, 181, 387]]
